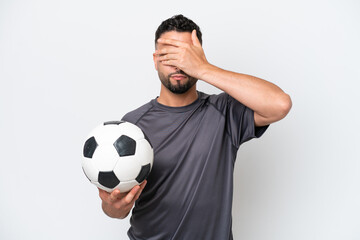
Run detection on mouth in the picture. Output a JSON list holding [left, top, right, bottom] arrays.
[[170, 74, 188, 81]]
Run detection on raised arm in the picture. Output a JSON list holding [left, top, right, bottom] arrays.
[[198, 65, 292, 126], [156, 30, 292, 126]]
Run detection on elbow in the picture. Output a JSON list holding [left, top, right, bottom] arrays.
[[255, 93, 292, 126], [277, 93, 292, 120]]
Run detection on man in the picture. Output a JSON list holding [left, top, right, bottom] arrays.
[[98, 14, 292, 240]]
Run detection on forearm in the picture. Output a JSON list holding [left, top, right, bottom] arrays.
[[155, 32, 291, 123], [199, 64, 292, 122]]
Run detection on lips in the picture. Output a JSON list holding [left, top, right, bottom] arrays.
[[170, 74, 187, 80]]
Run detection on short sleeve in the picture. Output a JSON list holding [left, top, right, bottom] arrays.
[[213, 93, 269, 148]]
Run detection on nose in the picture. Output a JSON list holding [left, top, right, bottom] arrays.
[[170, 66, 180, 73]]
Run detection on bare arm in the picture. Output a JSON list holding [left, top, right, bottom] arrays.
[[156, 30, 292, 126], [199, 64, 292, 126]]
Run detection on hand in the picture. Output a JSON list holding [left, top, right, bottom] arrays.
[[155, 30, 209, 79], [98, 180, 147, 219]]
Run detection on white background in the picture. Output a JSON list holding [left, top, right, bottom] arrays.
[[1, 0, 359, 239]]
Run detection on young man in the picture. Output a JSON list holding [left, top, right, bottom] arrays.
[[98, 15, 292, 240]]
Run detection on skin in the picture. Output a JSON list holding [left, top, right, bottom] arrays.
[[100, 29, 292, 219], [154, 30, 292, 126], [98, 180, 147, 219]]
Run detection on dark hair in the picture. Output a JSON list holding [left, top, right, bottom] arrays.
[[155, 14, 202, 45]]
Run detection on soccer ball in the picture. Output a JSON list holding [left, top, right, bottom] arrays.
[[82, 121, 153, 193]]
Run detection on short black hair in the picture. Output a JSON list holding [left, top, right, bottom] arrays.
[[155, 14, 202, 45]]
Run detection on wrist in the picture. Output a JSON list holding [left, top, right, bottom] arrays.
[[102, 202, 128, 219], [197, 63, 219, 82]]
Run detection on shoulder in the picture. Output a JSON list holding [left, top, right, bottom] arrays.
[[206, 91, 227, 106], [201, 91, 246, 114], [121, 100, 155, 125]]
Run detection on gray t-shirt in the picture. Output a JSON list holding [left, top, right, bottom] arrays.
[[122, 91, 268, 240]]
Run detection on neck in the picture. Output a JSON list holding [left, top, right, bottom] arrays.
[[157, 85, 198, 107]]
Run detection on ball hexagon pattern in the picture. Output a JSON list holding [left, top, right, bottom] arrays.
[[82, 121, 154, 192]]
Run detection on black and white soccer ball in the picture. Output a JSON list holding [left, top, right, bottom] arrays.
[[82, 121, 153, 193]]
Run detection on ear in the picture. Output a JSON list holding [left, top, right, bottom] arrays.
[[191, 30, 201, 47], [153, 52, 158, 71]]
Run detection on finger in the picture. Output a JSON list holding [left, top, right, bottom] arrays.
[[158, 53, 178, 61], [109, 189, 122, 202], [191, 29, 201, 47], [134, 188, 143, 201], [157, 38, 187, 47], [134, 180, 147, 200], [124, 185, 141, 204], [140, 180, 147, 188], [155, 47, 179, 55], [98, 188, 109, 200], [160, 59, 176, 66]]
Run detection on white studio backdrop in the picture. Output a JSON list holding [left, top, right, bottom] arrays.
[[1, 0, 359, 239]]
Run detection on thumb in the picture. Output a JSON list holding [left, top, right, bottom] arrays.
[[191, 29, 201, 47], [124, 185, 141, 203]]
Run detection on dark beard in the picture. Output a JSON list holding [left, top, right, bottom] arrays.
[[158, 70, 198, 94]]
